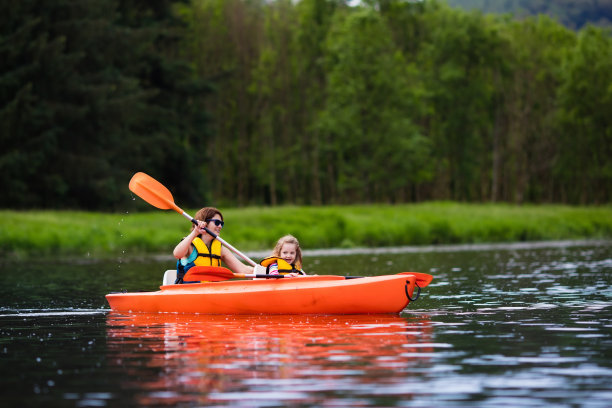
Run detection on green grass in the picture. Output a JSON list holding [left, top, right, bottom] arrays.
[[1, 202, 611, 259]]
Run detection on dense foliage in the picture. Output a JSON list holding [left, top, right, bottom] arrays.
[[447, 0, 612, 29], [1, 0, 611, 209], [0, 0, 210, 210]]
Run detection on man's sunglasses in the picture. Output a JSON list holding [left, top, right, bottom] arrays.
[[206, 219, 224, 227]]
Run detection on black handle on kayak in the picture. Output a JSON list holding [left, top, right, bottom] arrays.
[[405, 282, 421, 301], [253, 274, 284, 279]]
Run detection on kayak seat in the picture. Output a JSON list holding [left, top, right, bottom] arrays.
[[162, 270, 177, 285]]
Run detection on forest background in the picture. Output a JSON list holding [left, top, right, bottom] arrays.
[[2, 0, 612, 212]]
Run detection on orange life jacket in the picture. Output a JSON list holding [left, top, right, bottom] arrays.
[[259, 257, 305, 275]]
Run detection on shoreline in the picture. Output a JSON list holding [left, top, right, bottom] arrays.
[[2, 203, 611, 260], [5, 239, 607, 265]]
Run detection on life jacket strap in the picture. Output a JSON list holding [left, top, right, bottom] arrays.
[[175, 261, 185, 284]]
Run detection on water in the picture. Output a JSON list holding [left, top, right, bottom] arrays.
[[1, 241, 611, 407]]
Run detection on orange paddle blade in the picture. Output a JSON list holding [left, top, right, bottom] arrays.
[[183, 266, 236, 282], [129, 172, 182, 213]]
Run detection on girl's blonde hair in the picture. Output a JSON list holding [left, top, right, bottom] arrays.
[[271, 234, 302, 269]]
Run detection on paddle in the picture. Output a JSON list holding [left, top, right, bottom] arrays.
[[344, 272, 433, 287], [183, 266, 284, 282], [185, 267, 433, 286], [129, 172, 257, 267]]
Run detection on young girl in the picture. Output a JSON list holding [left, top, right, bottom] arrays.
[[173, 207, 256, 283], [259, 235, 306, 276]]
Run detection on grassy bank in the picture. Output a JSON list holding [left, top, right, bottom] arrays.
[[1, 202, 611, 259]]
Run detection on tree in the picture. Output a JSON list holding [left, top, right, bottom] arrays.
[[0, 0, 210, 209], [416, 5, 503, 201], [556, 25, 612, 203], [494, 16, 575, 203], [317, 6, 431, 203], [178, 0, 266, 206]]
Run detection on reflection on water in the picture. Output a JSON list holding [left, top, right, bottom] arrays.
[[105, 313, 434, 406], [0, 241, 610, 407]]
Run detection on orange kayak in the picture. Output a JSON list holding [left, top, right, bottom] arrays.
[[105, 272, 433, 315]]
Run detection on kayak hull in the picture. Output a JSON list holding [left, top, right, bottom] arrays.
[[106, 273, 431, 315]]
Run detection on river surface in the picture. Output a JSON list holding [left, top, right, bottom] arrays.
[[1, 241, 610, 407]]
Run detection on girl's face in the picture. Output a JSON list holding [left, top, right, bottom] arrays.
[[279, 243, 297, 264]]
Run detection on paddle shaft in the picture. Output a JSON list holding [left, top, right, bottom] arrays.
[[233, 273, 284, 279], [345, 272, 432, 287]]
